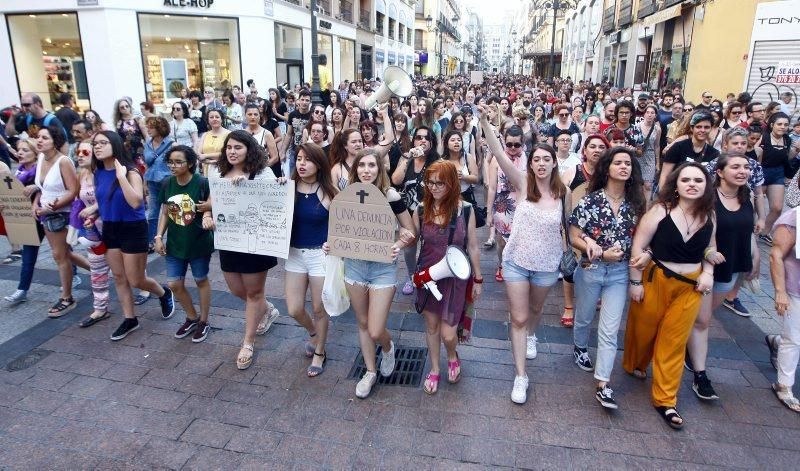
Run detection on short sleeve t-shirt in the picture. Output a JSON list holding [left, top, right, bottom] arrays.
[[158, 174, 214, 260], [663, 139, 720, 165], [15, 112, 66, 140], [170, 119, 198, 147], [288, 109, 312, 148]]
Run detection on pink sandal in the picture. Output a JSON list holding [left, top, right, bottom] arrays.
[[447, 354, 461, 384], [423, 372, 440, 394]]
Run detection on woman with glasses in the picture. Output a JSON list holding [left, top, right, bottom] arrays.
[[93, 131, 175, 341], [512, 106, 536, 153], [624, 162, 716, 430], [301, 105, 334, 145], [196, 109, 230, 175], [554, 129, 582, 176], [113, 98, 146, 163], [443, 111, 478, 167], [547, 104, 581, 149], [720, 101, 744, 130], [414, 160, 482, 395], [170, 101, 198, 148], [479, 105, 564, 404], [570, 147, 646, 409], [202, 86, 222, 110], [153, 145, 215, 343], [143, 117, 174, 247], [759, 112, 798, 245], [392, 125, 440, 296], [84, 110, 110, 134]]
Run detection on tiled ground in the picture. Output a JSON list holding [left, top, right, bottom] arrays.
[[0, 200, 797, 469]]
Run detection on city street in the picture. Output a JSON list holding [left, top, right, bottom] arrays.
[[0, 209, 797, 470]]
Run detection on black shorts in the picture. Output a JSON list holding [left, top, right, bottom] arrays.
[[103, 220, 148, 254], [219, 250, 277, 274]]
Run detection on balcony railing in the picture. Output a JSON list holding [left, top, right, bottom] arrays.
[[663, 0, 683, 7], [339, 0, 353, 22], [284, 0, 302, 5], [637, 0, 657, 19], [318, 0, 331, 16], [359, 8, 371, 29], [602, 6, 616, 33], [618, 0, 633, 27]]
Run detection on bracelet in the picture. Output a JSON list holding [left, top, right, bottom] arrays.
[[704, 247, 715, 259], [629, 280, 643, 286], [154, 235, 163, 239], [580, 233, 591, 242], [472, 277, 483, 284], [644, 249, 653, 257]]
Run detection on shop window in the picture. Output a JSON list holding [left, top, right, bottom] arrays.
[[138, 14, 241, 106], [317, 33, 333, 87], [7, 13, 89, 111], [275, 24, 304, 88], [339, 38, 356, 82]]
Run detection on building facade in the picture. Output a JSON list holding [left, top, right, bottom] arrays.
[[413, 0, 465, 76], [0, 0, 414, 121]]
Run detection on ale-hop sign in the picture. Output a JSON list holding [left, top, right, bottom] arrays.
[[208, 177, 294, 259], [0, 172, 40, 246], [328, 183, 395, 263]]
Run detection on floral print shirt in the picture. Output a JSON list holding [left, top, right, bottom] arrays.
[[569, 189, 638, 258], [607, 123, 645, 149]]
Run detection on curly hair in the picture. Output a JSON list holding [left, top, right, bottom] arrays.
[[587, 147, 646, 219], [217, 130, 267, 177], [145, 116, 170, 138]]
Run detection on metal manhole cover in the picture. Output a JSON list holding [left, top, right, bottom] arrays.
[[347, 346, 428, 387], [6, 349, 51, 372]]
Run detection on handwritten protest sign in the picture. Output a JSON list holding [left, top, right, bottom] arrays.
[[0, 172, 40, 246], [209, 177, 294, 259], [470, 71, 483, 85], [328, 183, 395, 263]]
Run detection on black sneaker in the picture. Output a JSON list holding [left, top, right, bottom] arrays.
[[110, 318, 140, 341], [596, 385, 618, 409], [723, 298, 751, 317], [684, 348, 695, 373], [159, 285, 175, 319], [766, 335, 780, 370], [574, 346, 594, 371], [692, 371, 719, 400], [192, 322, 210, 343], [174, 318, 198, 338]]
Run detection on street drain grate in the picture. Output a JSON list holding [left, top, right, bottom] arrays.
[[6, 349, 51, 372], [347, 346, 428, 387]]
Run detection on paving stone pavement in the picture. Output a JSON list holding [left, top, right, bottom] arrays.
[[0, 201, 798, 469]]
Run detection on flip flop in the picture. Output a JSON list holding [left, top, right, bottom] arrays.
[[423, 372, 440, 394], [447, 353, 461, 384], [772, 383, 800, 413], [560, 307, 574, 327]]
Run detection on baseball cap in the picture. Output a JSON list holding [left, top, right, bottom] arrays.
[[638, 93, 650, 100]]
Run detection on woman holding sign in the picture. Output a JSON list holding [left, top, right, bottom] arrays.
[[285, 143, 337, 377], [202, 130, 283, 370], [323, 148, 416, 398], [413, 160, 482, 395]]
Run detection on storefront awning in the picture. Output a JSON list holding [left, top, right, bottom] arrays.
[[643, 4, 682, 27]]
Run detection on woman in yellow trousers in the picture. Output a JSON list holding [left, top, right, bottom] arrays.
[[623, 162, 718, 430]]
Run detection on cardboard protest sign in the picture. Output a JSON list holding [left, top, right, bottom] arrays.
[[328, 182, 395, 263], [470, 71, 483, 85], [209, 177, 295, 258], [0, 172, 40, 246]]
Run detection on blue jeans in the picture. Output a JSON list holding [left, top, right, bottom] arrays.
[[17, 244, 41, 291], [573, 260, 629, 383], [146, 179, 165, 244]]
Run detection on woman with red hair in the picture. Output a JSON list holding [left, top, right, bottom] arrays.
[[413, 160, 483, 394]]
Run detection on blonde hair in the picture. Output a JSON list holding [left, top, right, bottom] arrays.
[[348, 148, 390, 193], [511, 105, 530, 120]]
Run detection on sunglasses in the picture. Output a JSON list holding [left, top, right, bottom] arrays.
[[685, 108, 694, 112], [313, 110, 324, 114], [558, 113, 569, 117], [414, 134, 431, 141], [731, 111, 742, 115], [505, 142, 523, 148], [20, 103, 32, 107], [77, 149, 91, 157]]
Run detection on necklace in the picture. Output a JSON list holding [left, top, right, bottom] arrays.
[[604, 189, 624, 203], [300, 182, 319, 198], [717, 188, 737, 199], [678, 205, 697, 235]]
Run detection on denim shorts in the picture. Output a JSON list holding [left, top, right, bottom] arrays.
[[714, 272, 744, 294], [502, 259, 560, 287], [285, 247, 325, 277], [165, 254, 211, 282], [41, 212, 69, 233], [343, 258, 397, 289], [763, 166, 785, 186]]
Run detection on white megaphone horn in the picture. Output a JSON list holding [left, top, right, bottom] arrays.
[[413, 246, 472, 301], [364, 66, 414, 111]]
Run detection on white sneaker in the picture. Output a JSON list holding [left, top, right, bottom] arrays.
[[72, 275, 82, 288], [526, 335, 538, 359], [356, 371, 378, 399], [256, 301, 280, 335], [4, 289, 27, 305], [511, 375, 529, 404], [380, 341, 396, 377]]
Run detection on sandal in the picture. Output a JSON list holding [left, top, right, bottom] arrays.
[[483, 239, 495, 249], [48, 297, 76, 318], [655, 406, 684, 430], [78, 311, 110, 328], [256, 301, 279, 335], [447, 353, 462, 384], [629, 369, 647, 380], [772, 383, 800, 413], [304, 332, 317, 358], [495, 267, 504, 282], [423, 372, 440, 395], [307, 351, 327, 377], [236, 343, 254, 370], [560, 307, 574, 327]]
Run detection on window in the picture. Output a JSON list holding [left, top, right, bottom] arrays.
[[275, 23, 303, 60], [138, 14, 241, 105], [376, 12, 385, 35], [317, 33, 333, 87], [388, 18, 396, 40], [339, 38, 356, 82], [398, 24, 404, 44], [7, 13, 89, 111]]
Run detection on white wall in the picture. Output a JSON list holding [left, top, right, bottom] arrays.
[[4, 15, 51, 107], [239, 16, 276, 90], [0, 14, 19, 107]]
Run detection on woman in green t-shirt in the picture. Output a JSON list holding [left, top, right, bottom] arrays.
[[154, 145, 215, 343]]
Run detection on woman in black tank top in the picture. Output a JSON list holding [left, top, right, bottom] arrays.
[[760, 113, 798, 243], [623, 162, 718, 430]]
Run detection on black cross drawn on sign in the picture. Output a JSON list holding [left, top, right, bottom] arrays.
[[3, 175, 13, 190], [356, 189, 369, 204]]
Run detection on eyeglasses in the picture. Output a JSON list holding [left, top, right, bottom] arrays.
[[77, 149, 91, 157], [556, 138, 571, 144], [20, 102, 32, 107], [93, 140, 110, 147], [505, 142, 523, 148], [684, 107, 694, 112], [558, 113, 569, 117], [414, 134, 431, 141], [425, 180, 446, 189], [167, 160, 188, 167], [172, 107, 182, 111], [313, 110, 324, 114]]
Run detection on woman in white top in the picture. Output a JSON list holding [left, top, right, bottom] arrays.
[[33, 125, 89, 316], [479, 104, 567, 405], [442, 129, 479, 194], [222, 89, 243, 131], [170, 101, 198, 148], [242, 104, 281, 172]]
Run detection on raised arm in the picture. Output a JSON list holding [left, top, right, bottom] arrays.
[[372, 104, 395, 158], [478, 105, 525, 190]]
